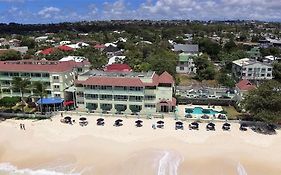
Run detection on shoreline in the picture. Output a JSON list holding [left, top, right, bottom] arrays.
[[0, 115, 281, 175]]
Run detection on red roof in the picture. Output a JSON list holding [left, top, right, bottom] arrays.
[[236, 80, 256, 91], [0, 60, 90, 73], [158, 97, 177, 106], [104, 64, 132, 72], [158, 71, 174, 84], [58, 45, 74, 51], [40, 45, 73, 55], [76, 76, 143, 87], [94, 44, 106, 49], [40, 48, 55, 55]]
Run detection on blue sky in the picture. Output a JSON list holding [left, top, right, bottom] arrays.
[[0, 0, 281, 24]]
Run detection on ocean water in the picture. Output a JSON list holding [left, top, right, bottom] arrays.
[[0, 157, 249, 175]]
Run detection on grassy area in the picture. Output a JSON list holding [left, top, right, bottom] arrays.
[[222, 106, 241, 120], [176, 74, 195, 86]]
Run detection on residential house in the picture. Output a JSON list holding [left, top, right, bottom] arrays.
[[235, 79, 256, 101], [173, 44, 199, 54], [247, 47, 261, 59], [232, 58, 273, 81], [263, 55, 281, 64], [176, 53, 196, 74]]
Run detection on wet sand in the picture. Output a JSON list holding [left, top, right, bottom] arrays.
[[0, 114, 280, 175]]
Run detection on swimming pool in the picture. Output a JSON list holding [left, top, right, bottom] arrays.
[[185, 107, 220, 115]]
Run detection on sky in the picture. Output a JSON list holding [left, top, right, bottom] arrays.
[[0, 0, 281, 24]]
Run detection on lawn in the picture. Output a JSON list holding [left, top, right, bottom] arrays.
[[222, 106, 241, 120]]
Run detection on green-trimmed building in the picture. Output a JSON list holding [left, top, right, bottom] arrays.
[[176, 53, 196, 74]]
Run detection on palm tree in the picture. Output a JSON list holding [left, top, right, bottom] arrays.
[[12, 77, 31, 112], [32, 81, 47, 114]]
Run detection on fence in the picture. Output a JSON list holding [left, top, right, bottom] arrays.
[[0, 112, 55, 119]]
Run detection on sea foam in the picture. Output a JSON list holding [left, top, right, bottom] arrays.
[[157, 151, 183, 175], [0, 163, 81, 175]]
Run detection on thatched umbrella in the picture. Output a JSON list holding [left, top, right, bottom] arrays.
[[157, 120, 164, 124], [97, 118, 104, 122], [80, 117, 87, 121], [176, 121, 183, 125]]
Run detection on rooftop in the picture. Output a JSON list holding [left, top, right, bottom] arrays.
[[0, 59, 90, 73], [232, 58, 271, 67], [173, 44, 199, 53], [236, 79, 256, 91]]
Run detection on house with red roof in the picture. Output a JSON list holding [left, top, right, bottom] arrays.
[[235, 79, 256, 101], [39, 45, 74, 55], [74, 70, 176, 114], [104, 64, 132, 72]]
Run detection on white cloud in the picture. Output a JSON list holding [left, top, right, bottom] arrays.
[[38, 6, 61, 18]]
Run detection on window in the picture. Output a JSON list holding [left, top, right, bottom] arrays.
[[268, 68, 272, 71], [114, 95, 128, 101], [145, 104, 155, 108], [129, 87, 142, 91], [53, 76, 59, 80], [55, 94, 61, 97], [248, 74, 252, 76], [77, 68, 82, 72], [129, 96, 143, 102], [2, 89, 11, 93], [77, 101, 84, 104], [77, 91, 84, 97], [261, 74, 265, 77], [114, 86, 127, 91], [242, 73, 246, 76], [31, 73, 41, 77], [85, 94, 98, 99], [54, 85, 60, 89], [42, 73, 49, 77], [248, 68, 252, 71], [145, 95, 156, 100], [242, 67, 247, 71], [180, 67, 184, 70], [100, 94, 113, 100], [267, 73, 271, 77], [261, 68, 266, 72], [46, 90, 51, 95], [180, 61, 185, 65]]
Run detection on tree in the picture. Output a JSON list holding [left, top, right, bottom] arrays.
[[11, 77, 31, 112], [0, 50, 21, 61], [224, 39, 237, 52], [273, 62, 281, 82], [260, 47, 281, 57], [216, 72, 235, 88], [194, 54, 216, 81], [20, 37, 36, 49], [32, 81, 47, 114], [242, 80, 281, 124], [199, 38, 221, 59], [218, 50, 249, 72]]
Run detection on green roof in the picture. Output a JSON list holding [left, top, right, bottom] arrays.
[[179, 53, 193, 62]]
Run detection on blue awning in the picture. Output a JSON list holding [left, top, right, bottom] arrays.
[[37, 98, 64, 105]]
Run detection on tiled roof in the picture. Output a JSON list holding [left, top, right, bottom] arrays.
[[174, 44, 199, 53], [76, 76, 144, 87], [0, 60, 90, 73], [236, 79, 256, 91], [94, 44, 106, 49], [58, 45, 74, 51], [104, 64, 132, 72], [76, 71, 174, 87], [158, 71, 174, 84], [158, 97, 176, 106], [40, 48, 55, 55]]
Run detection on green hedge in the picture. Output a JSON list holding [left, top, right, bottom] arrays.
[[0, 97, 21, 108]]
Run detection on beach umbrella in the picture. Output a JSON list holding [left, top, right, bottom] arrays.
[[64, 116, 71, 121], [208, 122, 215, 127], [97, 118, 104, 122], [116, 119, 123, 123], [157, 121, 164, 124], [176, 121, 183, 125], [80, 117, 87, 121], [136, 123, 142, 127], [223, 123, 231, 127], [135, 120, 143, 124], [191, 122, 199, 126]]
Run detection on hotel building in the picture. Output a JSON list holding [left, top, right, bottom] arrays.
[[75, 70, 176, 114], [0, 59, 90, 99]]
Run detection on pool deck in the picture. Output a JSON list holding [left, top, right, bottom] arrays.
[[177, 105, 224, 120]]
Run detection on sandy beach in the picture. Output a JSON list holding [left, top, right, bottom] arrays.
[[0, 114, 281, 175]]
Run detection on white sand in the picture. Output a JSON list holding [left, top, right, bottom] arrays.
[[0, 114, 280, 175]]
